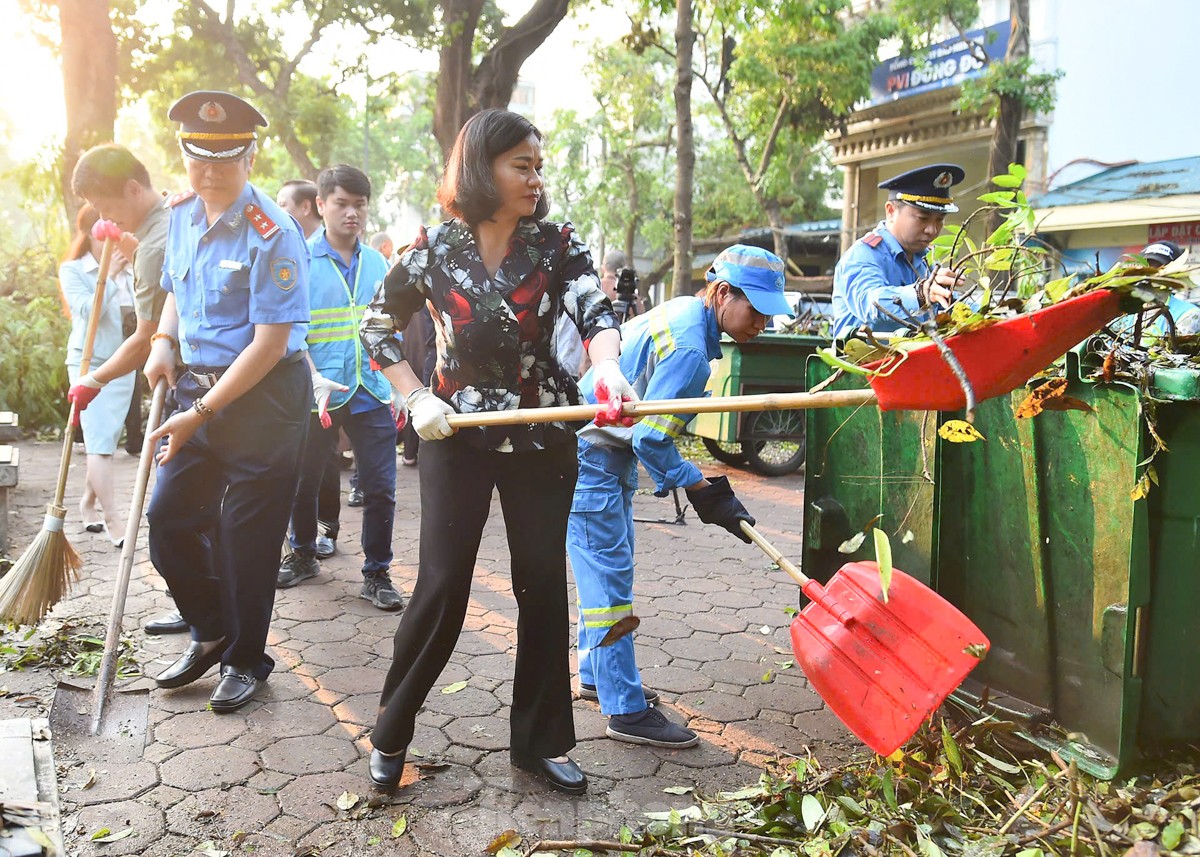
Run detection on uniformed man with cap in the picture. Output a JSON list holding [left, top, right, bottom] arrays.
[[143, 90, 312, 713], [831, 164, 966, 339]]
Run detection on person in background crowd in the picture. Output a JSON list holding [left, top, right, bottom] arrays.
[[278, 177, 341, 558], [60, 203, 136, 546], [567, 244, 784, 750], [144, 90, 311, 713], [277, 179, 323, 239], [831, 164, 967, 339], [358, 108, 636, 796], [276, 164, 402, 612], [369, 231, 395, 262], [68, 142, 183, 634]]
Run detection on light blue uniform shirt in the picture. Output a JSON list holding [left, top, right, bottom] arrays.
[[577, 296, 721, 495], [831, 221, 932, 339], [161, 182, 310, 368]]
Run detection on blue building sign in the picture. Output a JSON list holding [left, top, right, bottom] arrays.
[[869, 21, 1011, 106]]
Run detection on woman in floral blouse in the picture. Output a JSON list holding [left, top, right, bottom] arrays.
[[359, 108, 636, 796]]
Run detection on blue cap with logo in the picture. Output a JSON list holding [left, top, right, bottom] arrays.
[[169, 90, 267, 162], [705, 244, 792, 317]]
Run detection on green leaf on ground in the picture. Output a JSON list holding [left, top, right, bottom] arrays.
[[441, 680, 468, 694]]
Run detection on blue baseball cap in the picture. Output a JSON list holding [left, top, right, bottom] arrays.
[[705, 244, 793, 317]]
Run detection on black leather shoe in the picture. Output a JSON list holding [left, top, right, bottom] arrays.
[[368, 748, 406, 791], [144, 609, 188, 635], [209, 666, 262, 712], [154, 640, 224, 689], [513, 755, 588, 795]]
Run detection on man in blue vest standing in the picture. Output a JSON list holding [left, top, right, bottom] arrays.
[[277, 164, 402, 611]]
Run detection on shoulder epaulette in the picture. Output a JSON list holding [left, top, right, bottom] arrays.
[[862, 232, 883, 248], [244, 203, 280, 239], [164, 190, 196, 208]]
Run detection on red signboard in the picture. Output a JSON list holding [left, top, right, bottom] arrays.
[[1149, 222, 1200, 244]]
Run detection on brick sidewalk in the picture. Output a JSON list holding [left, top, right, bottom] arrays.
[[1, 439, 855, 856]]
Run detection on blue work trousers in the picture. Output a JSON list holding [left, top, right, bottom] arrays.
[[290, 401, 396, 574], [146, 359, 310, 680], [567, 439, 645, 716]]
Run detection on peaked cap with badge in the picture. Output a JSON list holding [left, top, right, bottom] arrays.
[[879, 163, 966, 214], [169, 91, 267, 162]]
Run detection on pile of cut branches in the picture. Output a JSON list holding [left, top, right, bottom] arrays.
[[514, 717, 1199, 856]]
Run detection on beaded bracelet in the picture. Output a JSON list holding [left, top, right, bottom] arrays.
[[192, 398, 216, 420], [150, 332, 178, 350]]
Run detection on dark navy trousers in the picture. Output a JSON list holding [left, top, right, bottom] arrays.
[[289, 401, 396, 575], [147, 359, 310, 680]]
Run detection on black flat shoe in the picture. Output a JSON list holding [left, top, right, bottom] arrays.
[[144, 609, 189, 635], [368, 748, 407, 791], [514, 755, 587, 795], [154, 640, 224, 689], [209, 666, 261, 712]]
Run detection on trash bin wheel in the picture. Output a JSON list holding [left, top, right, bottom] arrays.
[[743, 409, 805, 476], [701, 437, 749, 466]]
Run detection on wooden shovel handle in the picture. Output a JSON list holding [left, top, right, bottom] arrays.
[[445, 388, 875, 429], [740, 521, 857, 627], [55, 237, 116, 507]]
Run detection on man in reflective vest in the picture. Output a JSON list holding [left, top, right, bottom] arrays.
[[277, 163, 402, 611]]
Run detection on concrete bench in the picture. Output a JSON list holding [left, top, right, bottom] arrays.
[[0, 443, 18, 554], [0, 411, 18, 442]]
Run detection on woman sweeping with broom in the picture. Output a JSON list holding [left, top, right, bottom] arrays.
[[358, 108, 637, 795]]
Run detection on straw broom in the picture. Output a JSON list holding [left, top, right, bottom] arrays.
[[0, 221, 120, 625]]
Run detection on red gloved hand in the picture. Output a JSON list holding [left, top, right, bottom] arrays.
[[67, 376, 104, 426], [591, 358, 639, 428]]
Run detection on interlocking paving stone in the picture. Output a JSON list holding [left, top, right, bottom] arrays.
[[262, 734, 360, 776], [164, 785, 281, 837], [160, 745, 260, 791], [69, 799, 164, 857], [154, 709, 247, 749], [61, 761, 158, 806]]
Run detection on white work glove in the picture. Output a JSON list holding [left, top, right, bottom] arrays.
[[591, 357, 640, 428], [312, 371, 350, 429], [407, 387, 456, 440]]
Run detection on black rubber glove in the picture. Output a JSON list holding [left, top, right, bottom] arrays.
[[686, 476, 755, 543]]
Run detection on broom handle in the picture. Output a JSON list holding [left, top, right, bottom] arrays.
[[740, 521, 856, 627], [92, 378, 167, 734], [445, 388, 876, 428], [53, 237, 115, 508]]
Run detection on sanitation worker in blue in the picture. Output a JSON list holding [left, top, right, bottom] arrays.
[[567, 244, 790, 748], [143, 90, 312, 713], [831, 164, 966, 339], [276, 164, 403, 612]]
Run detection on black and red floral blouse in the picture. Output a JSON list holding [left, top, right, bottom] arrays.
[[360, 218, 619, 452]]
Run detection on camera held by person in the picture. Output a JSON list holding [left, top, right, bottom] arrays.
[[612, 267, 641, 321]]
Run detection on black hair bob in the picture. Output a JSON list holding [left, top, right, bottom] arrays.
[[437, 108, 549, 226], [317, 164, 372, 200]]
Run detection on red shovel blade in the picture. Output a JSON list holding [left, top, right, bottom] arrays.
[[865, 289, 1122, 411], [790, 562, 989, 756]]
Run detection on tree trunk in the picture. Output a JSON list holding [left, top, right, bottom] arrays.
[[59, 0, 118, 224], [671, 0, 695, 299], [433, 0, 571, 159], [765, 202, 787, 261], [986, 0, 1029, 233], [622, 155, 639, 268]]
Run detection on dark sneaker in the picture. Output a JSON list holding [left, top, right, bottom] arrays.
[[315, 534, 336, 559], [361, 572, 404, 611], [579, 682, 659, 704], [347, 488, 364, 507], [277, 551, 320, 588], [606, 707, 699, 748]]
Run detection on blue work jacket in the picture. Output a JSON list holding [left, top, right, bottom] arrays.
[[577, 296, 721, 494]]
